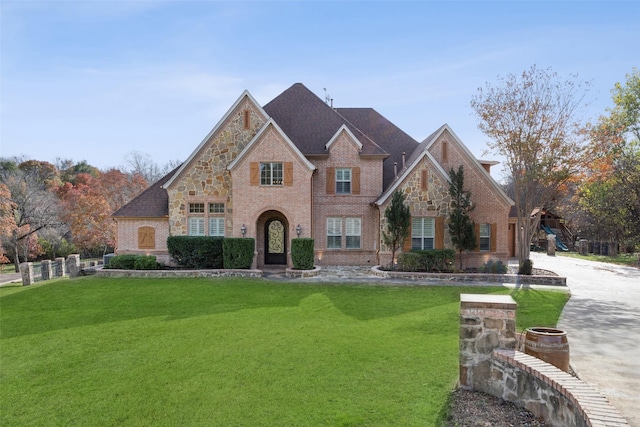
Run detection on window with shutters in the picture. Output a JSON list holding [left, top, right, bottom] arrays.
[[336, 168, 351, 194], [479, 223, 491, 251], [412, 217, 435, 250], [345, 218, 361, 249], [327, 218, 342, 249], [260, 162, 283, 186]]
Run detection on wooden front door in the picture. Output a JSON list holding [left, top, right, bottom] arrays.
[[265, 218, 286, 265]]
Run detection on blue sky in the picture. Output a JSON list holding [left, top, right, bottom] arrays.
[[1, 1, 639, 179]]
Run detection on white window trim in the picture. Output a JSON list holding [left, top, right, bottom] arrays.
[[327, 217, 342, 249], [412, 217, 435, 250], [345, 217, 361, 249], [336, 168, 352, 194], [260, 162, 284, 186], [479, 223, 491, 252]]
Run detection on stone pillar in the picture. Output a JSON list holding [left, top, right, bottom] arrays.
[[459, 294, 517, 394], [54, 257, 66, 277], [579, 239, 588, 255], [20, 262, 35, 286], [67, 254, 81, 278], [608, 242, 618, 257], [547, 234, 556, 256], [41, 260, 53, 281]]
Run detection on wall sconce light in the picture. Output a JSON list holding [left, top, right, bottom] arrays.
[[241, 224, 247, 237], [296, 224, 302, 237]]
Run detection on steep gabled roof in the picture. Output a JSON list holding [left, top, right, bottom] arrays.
[[335, 107, 419, 189], [227, 118, 316, 172], [112, 165, 181, 218], [163, 90, 268, 189], [263, 83, 388, 158]]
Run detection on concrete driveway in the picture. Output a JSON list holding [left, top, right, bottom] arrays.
[[530, 252, 640, 426]]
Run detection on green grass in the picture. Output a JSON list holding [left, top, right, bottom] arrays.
[[558, 251, 639, 267], [0, 277, 568, 426]]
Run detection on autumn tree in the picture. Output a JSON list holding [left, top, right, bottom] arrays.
[[382, 190, 411, 269], [471, 65, 589, 267], [0, 167, 63, 271], [448, 165, 476, 269], [123, 150, 181, 184], [578, 69, 640, 249]]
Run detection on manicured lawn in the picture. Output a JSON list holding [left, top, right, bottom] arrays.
[[558, 251, 639, 267], [0, 277, 568, 426]]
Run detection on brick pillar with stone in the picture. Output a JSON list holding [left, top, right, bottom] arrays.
[[41, 260, 53, 281], [459, 294, 517, 394], [547, 234, 556, 256], [20, 262, 35, 286], [67, 254, 81, 278]]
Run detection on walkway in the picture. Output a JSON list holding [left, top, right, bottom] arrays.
[[530, 252, 640, 427]]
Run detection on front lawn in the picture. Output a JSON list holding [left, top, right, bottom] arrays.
[[0, 277, 568, 426]]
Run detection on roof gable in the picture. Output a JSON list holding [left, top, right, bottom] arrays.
[[112, 165, 180, 218], [227, 119, 316, 172], [325, 125, 363, 152], [163, 90, 268, 189]]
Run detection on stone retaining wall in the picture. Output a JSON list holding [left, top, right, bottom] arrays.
[[375, 267, 566, 286], [460, 294, 628, 426], [96, 268, 262, 279]]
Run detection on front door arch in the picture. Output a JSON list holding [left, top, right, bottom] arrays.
[[265, 217, 287, 265]]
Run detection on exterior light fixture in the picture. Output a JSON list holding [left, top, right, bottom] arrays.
[[296, 224, 302, 237], [241, 224, 247, 237]]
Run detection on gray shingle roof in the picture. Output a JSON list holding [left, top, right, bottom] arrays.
[[112, 166, 180, 218]]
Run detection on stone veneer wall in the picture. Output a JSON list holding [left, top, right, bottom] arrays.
[[378, 158, 452, 262], [460, 294, 629, 427], [167, 100, 265, 236]]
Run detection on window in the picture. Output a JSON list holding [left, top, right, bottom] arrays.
[[209, 203, 224, 214], [327, 218, 342, 249], [345, 218, 361, 249], [412, 217, 435, 250], [189, 203, 205, 213], [189, 218, 205, 236], [261, 162, 283, 186], [209, 218, 225, 236], [336, 168, 352, 194], [479, 223, 491, 251]]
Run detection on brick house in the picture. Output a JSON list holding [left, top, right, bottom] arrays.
[[113, 83, 513, 268]]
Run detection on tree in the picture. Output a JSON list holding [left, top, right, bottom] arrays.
[[577, 69, 640, 250], [0, 168, 63, 271], [471, 65, 589, 267], [382, 190, 411, 269], [123, 151, 181, 184], [448, 166, 476, 269]]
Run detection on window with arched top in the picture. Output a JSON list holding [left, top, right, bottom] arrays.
[[138, 226, 156, 249]]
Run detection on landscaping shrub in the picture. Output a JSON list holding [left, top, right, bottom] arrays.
[[133, 255, 160, 270], [519, 259, 533, 275], [481, 260, 508, 274], [105, 255, 159, 270], [105, 254, 138, 270], [396, 249, 455, 272], [222, 238, 255, 269], [291, 238, 315, 270], [167, 236, 224, 269]]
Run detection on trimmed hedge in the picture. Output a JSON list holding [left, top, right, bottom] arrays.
[[167, 236, 224, 269], [222, 238, 255, 269], [481, 259, 508, 274], [291, 238, 314, 270], [106, 255, 159, 270], [396, 249, 455, 272]]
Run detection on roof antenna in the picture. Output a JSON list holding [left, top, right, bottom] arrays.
[[323, 87, 331, 105]]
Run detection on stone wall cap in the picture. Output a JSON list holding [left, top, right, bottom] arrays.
[[460, 293, 517, 309]]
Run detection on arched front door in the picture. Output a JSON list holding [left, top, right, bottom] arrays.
[[265, 218, 286, 265]]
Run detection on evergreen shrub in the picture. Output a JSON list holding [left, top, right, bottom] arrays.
[[222, 238, 255, 269], [106, 255, 159, 270], [396, 249, 455, 272], [481, 259, 508, 274], [291, 238, 315, 270], [167, 236, 224, 269], [519, 259, 534, 275]]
